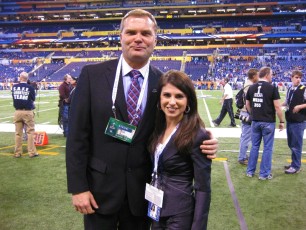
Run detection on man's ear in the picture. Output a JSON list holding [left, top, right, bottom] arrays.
[[154, 36, 157, 47]]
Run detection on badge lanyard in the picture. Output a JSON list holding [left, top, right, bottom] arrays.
[[111, 54, 149, 121], [145, 123, 179, 217], [152, 124, 180, 185], [288, 86, 298, 106]]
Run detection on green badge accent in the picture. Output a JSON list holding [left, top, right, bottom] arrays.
[[105, 117, 137, 143]]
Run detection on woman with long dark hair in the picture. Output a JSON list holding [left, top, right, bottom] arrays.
[[148, 70, 211, 229]]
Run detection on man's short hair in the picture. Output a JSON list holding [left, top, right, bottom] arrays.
[[291, 70, 303, 78], [64, 74, 71, 81], [259, 67, 272, 79], [19, 71, 29, 81], [247, 68, 259, 80], [120, 9, 158, 34]]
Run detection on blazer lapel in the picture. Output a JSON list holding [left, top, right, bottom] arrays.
[[158, 134, 178, 166]]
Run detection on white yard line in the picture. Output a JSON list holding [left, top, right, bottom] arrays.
[[199, 91, 215, 127], [0, 107, 58, 120]]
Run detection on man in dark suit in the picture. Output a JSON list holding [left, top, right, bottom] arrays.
[[66, 9, 218, 230]]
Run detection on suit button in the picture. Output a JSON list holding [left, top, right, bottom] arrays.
[[127, 168, 132, 172]]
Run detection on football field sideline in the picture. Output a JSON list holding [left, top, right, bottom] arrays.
[[0, 123, 292, 138], [0, 123, 298, 139]]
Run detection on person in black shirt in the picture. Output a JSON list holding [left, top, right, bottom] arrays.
[[245, 67, 284, 180], [12, 71, 38, 158], [282, 70, 306, 174]]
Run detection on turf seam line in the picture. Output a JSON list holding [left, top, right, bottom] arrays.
[[223, 161, 248, 230]]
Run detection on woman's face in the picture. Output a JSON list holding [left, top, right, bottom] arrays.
[[160, 83, 188, 123]]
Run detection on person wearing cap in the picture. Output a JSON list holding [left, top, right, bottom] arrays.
[[11, 71, 38, 158]]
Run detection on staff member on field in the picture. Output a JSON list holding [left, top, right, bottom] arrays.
[[12, 71, 38, 158]]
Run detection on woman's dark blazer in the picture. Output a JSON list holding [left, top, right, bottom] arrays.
[[154, 128, 211, 230], [66, 59, 162, 216]]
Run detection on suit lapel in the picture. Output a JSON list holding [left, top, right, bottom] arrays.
[[105, 60, 129, 123], [115, 75, 129, 122]]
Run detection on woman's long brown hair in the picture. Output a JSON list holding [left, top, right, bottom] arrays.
[[148, 70, 205, 155]]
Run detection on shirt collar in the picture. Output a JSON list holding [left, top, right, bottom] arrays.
[[121, 58, 150, 79], [291, 84, 301, 90]]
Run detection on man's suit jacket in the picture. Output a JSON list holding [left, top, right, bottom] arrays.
[[154, 128, 211, 230], [66, 59, 163, 216]]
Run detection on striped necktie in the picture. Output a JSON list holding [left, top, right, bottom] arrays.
[[126, 70, 142, 126]]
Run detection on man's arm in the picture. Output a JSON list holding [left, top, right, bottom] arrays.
[[58, 84, 65, 99], [292, 103, 306, 114], [220, 93, 228, 104], [246, 100, 251, 114], [274, 99, 285, 131], [281, 99, 287, 107], [30, 87, 36, 102], [289, 89, 306, 113], [66, 66, 96, 213], [219, 84, 228, 104]]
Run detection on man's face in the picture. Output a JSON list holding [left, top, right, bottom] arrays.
[[120, 16, 156, 69], [66, 75, 72, 83], [291, 74, 302, 87]]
